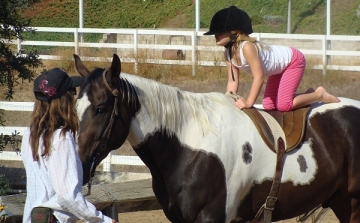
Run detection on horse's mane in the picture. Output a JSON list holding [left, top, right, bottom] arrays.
[[120, 73, 239, 135]]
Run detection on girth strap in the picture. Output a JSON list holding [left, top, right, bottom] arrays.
[[263, 137, 285, 222], [251, 137, 286, 223]]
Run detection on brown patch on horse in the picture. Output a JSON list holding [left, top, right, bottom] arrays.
[[134, 130, 227, 223], [242, 106, 311, 153]]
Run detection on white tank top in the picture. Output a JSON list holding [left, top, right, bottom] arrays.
[[226, 41, 293, 77]]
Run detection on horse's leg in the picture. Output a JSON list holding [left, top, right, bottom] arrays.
[[151, 177, 180, 223], [348, 156, 360, 223], [329, 193, 360, 223], [326, 190, 351, 223], [350, 197, 360, 223], [347, 140, 360, 223]]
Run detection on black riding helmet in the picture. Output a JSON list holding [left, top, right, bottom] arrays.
[[204, 6, 253, 35]]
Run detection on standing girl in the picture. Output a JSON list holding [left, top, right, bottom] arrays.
[[21, 68, 116, 223]]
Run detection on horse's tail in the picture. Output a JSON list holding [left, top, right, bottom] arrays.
[[296, 205, 329, 223]]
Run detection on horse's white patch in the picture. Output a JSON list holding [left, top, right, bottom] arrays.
[[309, 97, 360, 117], [122, 73, 237, 147], [280, 140, 317, 184], [127, 119, 146, 145], [76, 93, 91, 122], [241, 139, 318, 186]]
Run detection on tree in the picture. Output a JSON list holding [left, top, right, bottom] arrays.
[[0, 0, 42, 195], [0, 0, 42, 100]]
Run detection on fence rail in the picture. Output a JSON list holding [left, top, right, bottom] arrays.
[[4, 27, 360, 75], [0, 101, 145, 171]]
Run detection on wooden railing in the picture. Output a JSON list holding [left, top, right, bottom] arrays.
[[4, 27, 360, 75]]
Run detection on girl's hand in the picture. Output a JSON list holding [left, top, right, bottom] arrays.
[[235, 98, 252, 109]]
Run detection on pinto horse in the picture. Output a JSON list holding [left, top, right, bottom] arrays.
[[74, 54, 360, 223]]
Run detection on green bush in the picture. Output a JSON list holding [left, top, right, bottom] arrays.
[[0, 174, 10, 196]]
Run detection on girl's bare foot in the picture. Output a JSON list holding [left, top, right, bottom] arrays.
[[315, 86, 341, 103]]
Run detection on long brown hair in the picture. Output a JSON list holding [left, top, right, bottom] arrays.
[[29, 91, 79, 161]]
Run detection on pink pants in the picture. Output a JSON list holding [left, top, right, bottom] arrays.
[[262, 48, 306, 111]]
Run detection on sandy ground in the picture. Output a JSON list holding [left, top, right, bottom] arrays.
[[118, 208, 339, 223]]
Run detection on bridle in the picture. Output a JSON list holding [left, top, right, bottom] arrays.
[[85, 69, 119, 196]]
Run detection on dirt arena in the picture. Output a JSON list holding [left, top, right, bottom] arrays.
[[119, 208, 339, 223]]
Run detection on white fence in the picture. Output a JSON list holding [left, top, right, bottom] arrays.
[[6, 27, 360, 75], [0, 102, 145, 172]]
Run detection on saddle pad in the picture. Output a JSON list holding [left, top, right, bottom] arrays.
[[258, 110, 286, 153], [243, 106, 311, 153]]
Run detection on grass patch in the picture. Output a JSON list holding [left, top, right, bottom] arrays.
[[0, 174, 11, 195], [23, 0, 360, 35]]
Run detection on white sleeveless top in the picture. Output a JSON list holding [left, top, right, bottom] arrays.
[[226, 41, 293, 77]]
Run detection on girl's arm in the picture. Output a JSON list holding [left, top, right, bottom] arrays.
[[241, 42, 264, 107], [48, 133, 113, 223]]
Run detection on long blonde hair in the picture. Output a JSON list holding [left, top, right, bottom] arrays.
[[232, 31, 269, 51], [29, 91, 78, 161]]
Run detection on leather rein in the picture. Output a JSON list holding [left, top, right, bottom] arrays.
[[85, 69, 119, 196]]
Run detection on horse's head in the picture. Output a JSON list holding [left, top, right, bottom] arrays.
[[74, 54, 140, 184]]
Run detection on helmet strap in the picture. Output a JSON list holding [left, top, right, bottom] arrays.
[[224, 31, 237, 49], [225, 31, 237, 82], [230, 32, 237, 44]]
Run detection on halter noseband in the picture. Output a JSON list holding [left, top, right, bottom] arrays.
[[85, 69, 119, 196]]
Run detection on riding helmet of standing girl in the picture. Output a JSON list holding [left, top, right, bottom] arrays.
[[204, 6, 340, 111]]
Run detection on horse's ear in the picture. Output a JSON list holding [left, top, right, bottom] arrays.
[[109, 54, 121, 80], [73, 54, 90, 78]]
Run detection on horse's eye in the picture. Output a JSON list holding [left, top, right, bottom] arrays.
[[95, 108, 105, 115]]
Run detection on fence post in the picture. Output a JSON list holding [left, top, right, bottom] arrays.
[[322, 35, 327, 75], [257, 32, 261, 42], [134, 29, 138, 74], [326, 35, 331, 75], [192, 31, 196, 76], [74, 28, 79, 55], [17, 37, 21, 54], [102, 151, 113, 172]]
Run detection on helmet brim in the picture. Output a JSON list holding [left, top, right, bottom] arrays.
[[203, 30, 218, 35]]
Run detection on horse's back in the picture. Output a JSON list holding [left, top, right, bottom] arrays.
[[309, 97, 360, 114]]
